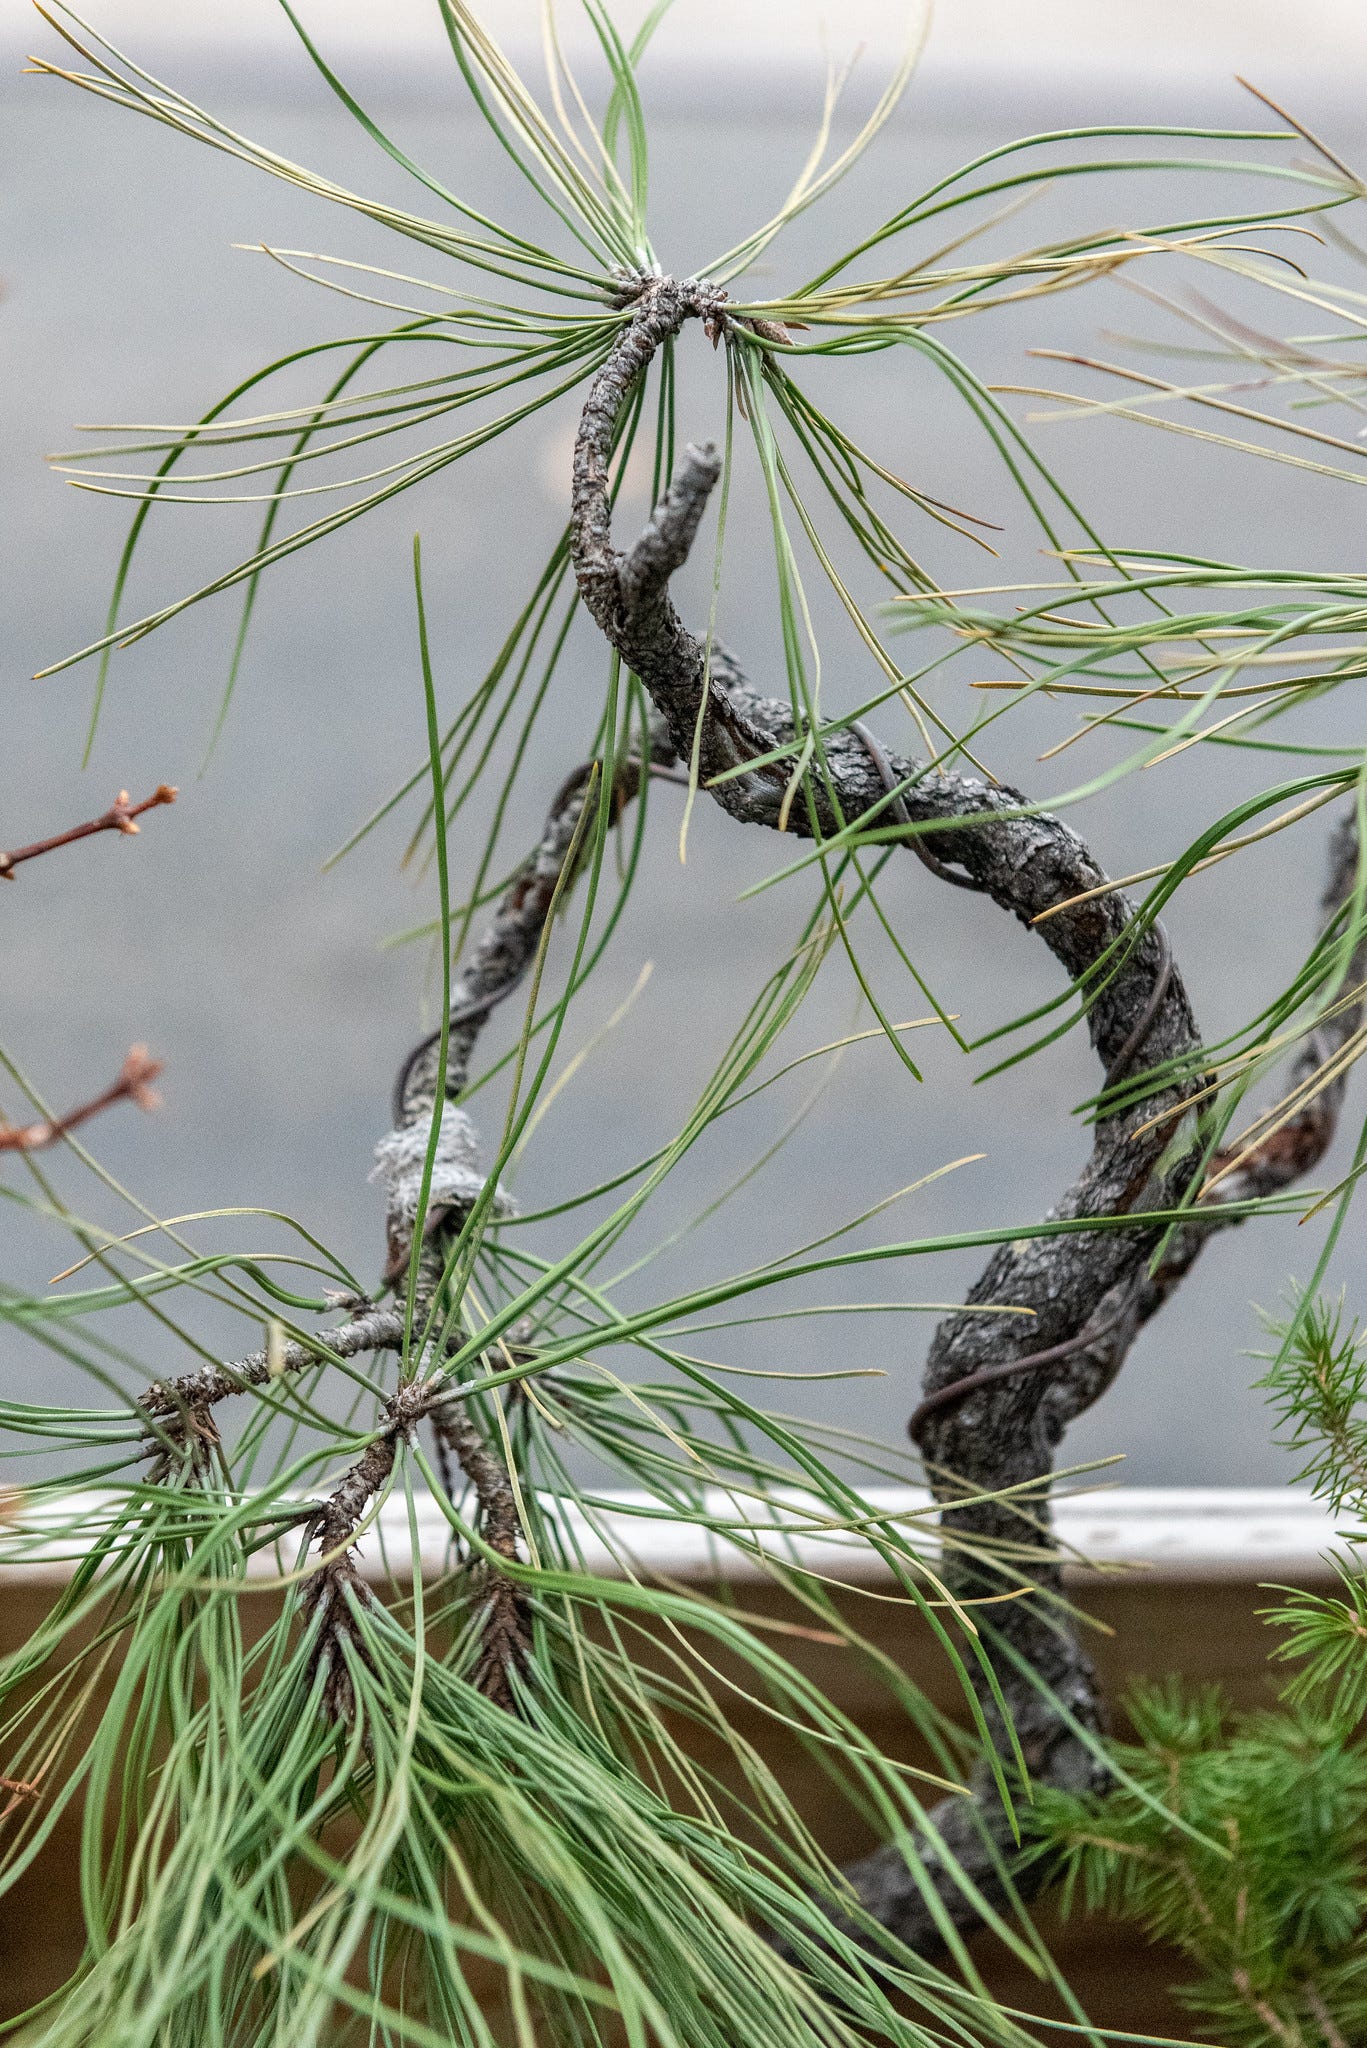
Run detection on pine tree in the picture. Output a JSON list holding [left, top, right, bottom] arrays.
[[3, 7, 1366, 2044]]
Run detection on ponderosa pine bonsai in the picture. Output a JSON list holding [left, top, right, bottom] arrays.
[[2, 6, 1366, 2043]]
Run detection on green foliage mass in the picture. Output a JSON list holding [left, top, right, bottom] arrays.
[[1031, 1295, 1367, 2046]]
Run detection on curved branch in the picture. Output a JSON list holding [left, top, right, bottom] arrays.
[[1027, 812, 1367, 1443], [301, 1374, 534, 1721], [378, 730, 687, 1708], [847, 814, 1366, 1953], [393, 739, 671, 1130], [566, 285, 1367, 1957], [139, 1300, 402, 1478], [381, 721, 673, 1298], [303, 1375, 437, 1724]]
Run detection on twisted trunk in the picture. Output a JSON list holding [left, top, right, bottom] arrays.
[[565, 277, 1363, 1950]]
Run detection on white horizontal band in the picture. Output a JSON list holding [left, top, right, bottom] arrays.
[[0, 1486, 1342, 1588]]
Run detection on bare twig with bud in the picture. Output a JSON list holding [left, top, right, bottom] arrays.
[[0, 784, 176, 879]]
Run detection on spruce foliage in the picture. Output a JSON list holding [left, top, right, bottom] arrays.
[[1031, 1297, 1367, 2046]]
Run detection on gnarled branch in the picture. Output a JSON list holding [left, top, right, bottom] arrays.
[[141, 1300, 401, 1428], [564, 277, 1361, 1956], [845, 815, 1364, 1943], [433, 1396, 531, 1709], [382, 714, 673, 1297], [302, 1375, 438, 1724], [392, 742, 670, 1131]]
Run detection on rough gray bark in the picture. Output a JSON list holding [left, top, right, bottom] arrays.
[[565, 273, 1364, 1953], [142, 1302, 402, 1428], [1008, 815, 1367, 1440], [145, 740, 678, 1713], [433, 1397, 531, 1708], [144, 1302, 534, 1714], [139, 1300, 402, 1480], [393, 739, 670, 1130], [845, 815, 1365, 1952], [302, 1374, 438, 1723]]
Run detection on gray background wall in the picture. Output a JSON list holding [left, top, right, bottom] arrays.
[[1, 3, 1362, 1484]]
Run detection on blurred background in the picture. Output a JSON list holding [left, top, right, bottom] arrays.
[[0, 0, 1361, 1485]]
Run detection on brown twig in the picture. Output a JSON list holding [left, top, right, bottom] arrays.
[[0, 1775, 41, 1826], [0, 1045, 163, 1153], [0, 784, 176, 879]]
